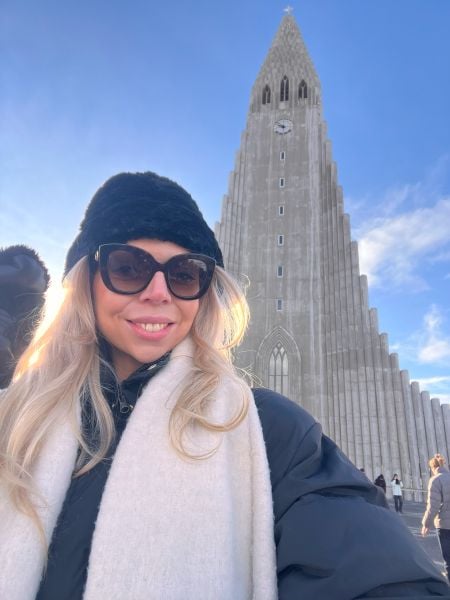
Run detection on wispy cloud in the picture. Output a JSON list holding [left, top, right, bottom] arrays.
[[356, 198, 450, 289], [415, 376, 450, 387], [418, 305, 450, 364], [388, 305, 450, 401], [430, 250, 450, 264], [350, 156, 450, 290]]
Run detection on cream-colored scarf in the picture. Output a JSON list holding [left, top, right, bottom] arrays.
[[0, 339, 277, 599]]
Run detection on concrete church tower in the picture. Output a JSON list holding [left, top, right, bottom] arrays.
[[216, 13, 450, 494]]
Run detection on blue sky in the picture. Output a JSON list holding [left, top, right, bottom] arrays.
[[1, 0, 450, 401]]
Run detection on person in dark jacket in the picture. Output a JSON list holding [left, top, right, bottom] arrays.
[[0, 245, 49, 388], [0, 172, 449, 600], [374, 473, 387, 493], [422, 454, 450, 580]]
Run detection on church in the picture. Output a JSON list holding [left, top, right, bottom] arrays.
[[215, 12, 449, 495]]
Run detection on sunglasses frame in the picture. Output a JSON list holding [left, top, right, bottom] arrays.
[[94, 243, 216, 300]]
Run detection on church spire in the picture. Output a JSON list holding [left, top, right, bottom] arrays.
[[250, 14, 320, 113]]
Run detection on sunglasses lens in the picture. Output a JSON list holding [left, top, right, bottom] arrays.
[[167, 256, 211, 299], [99, 245, 214, 299], [107, 249, 151, 293]]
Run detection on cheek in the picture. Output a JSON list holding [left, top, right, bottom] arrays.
[[184, 300, 201, 335]]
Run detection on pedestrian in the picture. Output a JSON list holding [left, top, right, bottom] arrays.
[[375, 474, 387, 493], [1, 172, 449, 599], [0, 245, 49, 388], [422, 454, 450, 580], [391, 473, 404, 513]]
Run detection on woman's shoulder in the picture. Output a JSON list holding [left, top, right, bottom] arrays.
[[251, 387, 325, 490], [251, 387, 317, 438], [432, 468, 450, 484]]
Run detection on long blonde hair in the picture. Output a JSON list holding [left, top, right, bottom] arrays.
[[0, 256, 250, 538]]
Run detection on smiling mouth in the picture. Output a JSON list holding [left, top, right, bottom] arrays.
[[135, 322, 169, 332]]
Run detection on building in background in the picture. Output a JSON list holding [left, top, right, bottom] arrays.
[[216, 13, 450, 497]]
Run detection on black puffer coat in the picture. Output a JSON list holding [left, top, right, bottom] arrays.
[[256, 389, 449, 598], [37, 376, 450, 599]]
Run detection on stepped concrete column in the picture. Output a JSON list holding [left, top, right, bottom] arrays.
[[341, 214, 359, 463], [361, 277, 380, 479], [332, 189, 348, 455], [351, 242, 370, 470], [432, 398, 447, 457], [322, 156, 336, 439], [410, 382, 429, 490], [442, 403, 450, 460], [380, 334, 400, 473], [390, 355, 411, 495], [422, 390, 438, 457], [370, 310, 390, 477], [400, 371, 421, 500]]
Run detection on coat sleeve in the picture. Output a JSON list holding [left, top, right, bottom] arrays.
[[423, 476, 443, 529], [253, 388, 450, 600]]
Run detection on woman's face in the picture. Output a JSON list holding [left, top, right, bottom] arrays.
[[92, 239, 200, 380]]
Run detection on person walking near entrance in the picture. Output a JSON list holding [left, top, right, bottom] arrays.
[[422, 454, 450, 580], [391, 474, 404, 513]]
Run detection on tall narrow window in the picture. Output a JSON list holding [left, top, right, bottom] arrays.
[[277, 265, 283, 277], [279, 177, 285, 188], [278, 205, 284, 216], [262, 84, 271, 105], [298, 79, 308, 99], [280, 151, 285, 161], [278, 234, 284, 246], [276, 299, 283, 311], [269, 342, 289, 393], [280, 76, 289, 102]]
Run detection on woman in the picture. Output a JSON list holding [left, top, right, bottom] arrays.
[[391, 474, 404, 513], [422, 454, 450, 580], [0, 172, 448, 599]]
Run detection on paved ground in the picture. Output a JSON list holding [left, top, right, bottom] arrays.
[[389, 499, 447, 577]]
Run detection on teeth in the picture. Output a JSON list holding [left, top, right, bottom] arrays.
[[137, 323, 167, 332]]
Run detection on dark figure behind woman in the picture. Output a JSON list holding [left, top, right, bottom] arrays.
[[375, 474, 386, 493]]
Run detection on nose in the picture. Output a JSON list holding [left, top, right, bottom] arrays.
[[138, 271, 171, 303]]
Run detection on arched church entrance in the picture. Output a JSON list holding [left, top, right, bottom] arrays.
[[256, 326, 301, 400]]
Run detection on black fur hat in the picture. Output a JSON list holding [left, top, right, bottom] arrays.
[[64, 171, 223, 275]]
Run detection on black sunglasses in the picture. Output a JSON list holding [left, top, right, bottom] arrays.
[[94, 243, 216, 300]]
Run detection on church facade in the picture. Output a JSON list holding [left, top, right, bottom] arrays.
[[215, 14, 450, 496]]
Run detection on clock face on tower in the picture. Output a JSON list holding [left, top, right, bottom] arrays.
[[274, 119, 293, 134]]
